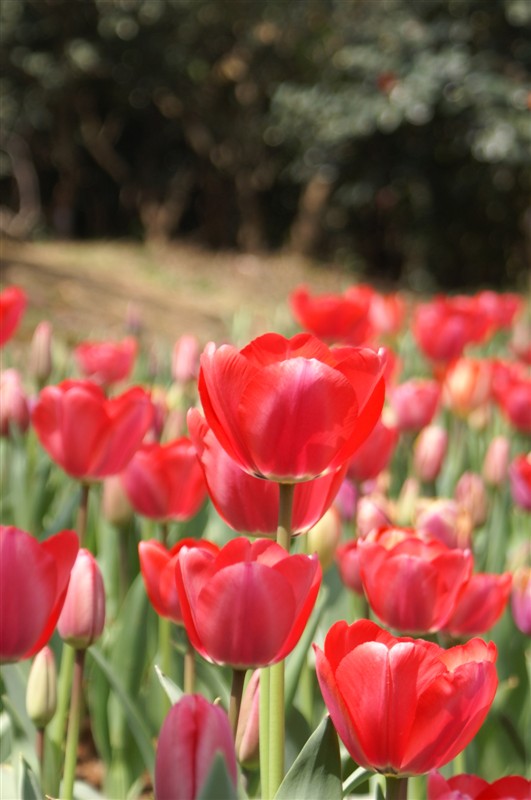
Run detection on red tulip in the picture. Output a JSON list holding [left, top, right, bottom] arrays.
[[358, 527, 473, 633], [389, 379, 440, 433], [32, 380, 153, 479], [492, 361, 531, 433], [346, 417, 398, 483], [176, 537, 321, 669], [74, 337, 137, 387], [508, 453, 531, 511], [289, 284, 374, 345], [368, 292, 406, 337], [428, 770, 531, 799], [314, 619, 498, 776], [336, 539, 365, 596], [442, 572, 512, 637], [57, 549, 106, 649], [188, 409, 346, 535], [121, 438, 207, 521], [442, 357, 492, 417], [0, 526, 79, 663], [0, 286, 26, 347], [511, 567, 531, 636], [198, 332, 387, 482], [138, 538, 219, 624], [155, 694, 237, 800], [475, 289, 524, 331], [413, 295, 490, 363]]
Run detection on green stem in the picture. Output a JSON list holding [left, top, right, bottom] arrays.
[[160, 521, 169, 548], [62, 649, 86, 800], [49, 642, 75, 752], [159, 616, 171, 679], [183, 632, 195, 695], [77, 483, 90, 548], [229, 669, 247, 739], [259, 667, 271, 800], [385, 774, 408, 800], [276, 483, 295, 552], [117, 526, 130, 605], [36, 728, 45, 777]]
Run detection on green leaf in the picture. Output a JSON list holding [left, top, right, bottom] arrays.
[[17, 755, 43, 800], [274, 715, 342, 800], [154, 665, 183, 705], [87, 646, 155, 776], [342, 766, 373, 795], [285, 586, 328, 709], [196, 752, 237, 800]]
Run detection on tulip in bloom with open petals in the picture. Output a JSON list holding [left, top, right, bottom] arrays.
[[0, 285, 27, 347], [314, 619, 498, 776], [428, 770, 531, 799], [358, 527, 473, 633], [413, 295, 490, 363], [289, 284, 374, 345], [32, 380, 153, 479], [155, 694, 237, 800], [176, 537, 321, 669], [74, 337, 137, 387], [198, 332, 387, 483], [0, 526, 79, 663]]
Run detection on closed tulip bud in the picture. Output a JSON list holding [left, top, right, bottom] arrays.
[[0, 369, 30, 437], [512, 567, 531, 636], [455, 472, 488, 528], [235, 669, 260, 767], [26, 646, 57, 728], [356, 494, 392, 538], [508, 453, 531, 511], [336, 538, 365, 595], [58, 549, 105, 649], [102, 475, 134, 527], [307, 506, 342, 571], [413, 425, 448, 483], [172, 334, 200, 384], [416, 498, 472, 550], [29, 321, 53, 384], [482, 435, 510, 487]]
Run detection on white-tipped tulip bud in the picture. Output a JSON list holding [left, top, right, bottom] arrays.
[[306, 506, 342, 572], [26, 646, 57, 728]]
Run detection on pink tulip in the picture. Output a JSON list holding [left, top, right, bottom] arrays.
[[389, 379, 440, 433], [0, 526, 78, 663], [413, 425, 448, 483], [57, 549, 105, 649], [29, 321, 53, 384], [0, 369, 30, 436], [172, 334, 200, 384], [235, 669, 261, 767], [482, 435, 510, 487], [74, 337, 137, 387], [155, 695, 237, 800]]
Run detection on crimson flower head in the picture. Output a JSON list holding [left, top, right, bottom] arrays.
[[74, 337, 137, 387], [0, 526, 79, 663], [492, 361, 531, 434], [176, 537, 321, 669], [428, 770, 531, 800], [289, 284, 374, 345], [441, 572, 512, 638], [508, 453, 531, 511], [197, 332, 387, 483], [121, 438, 207, 521], [314, 619, 498, 777], [188, 409, 346, 536], [346, 417, 398, 483], [32, 380, 153, 479], [0, 286, 27, 347], [358, 527, 473, 633], [413, 295, 490, 363], [138, 538, 219, 625]]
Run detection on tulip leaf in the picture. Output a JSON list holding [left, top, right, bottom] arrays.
[[342, 766, 373, 795], [274, 715, 342, 800], [196, 752, 238, 800], [87, 646, 155, 776], [154, 664, 183, 705], [17, 755, 43, 800], [285, 586, 328, 710]]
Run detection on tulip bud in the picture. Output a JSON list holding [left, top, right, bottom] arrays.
[[102, 475, 134, 526], [58, 549, 105, 649], [336, 539, 365, 595], [413, 425, 448, 483], [455, 471, 488, 528], [0, 369, 30, 437], [512, 567, 531, 636], [29, 321, 53, 384], [306, 507, 342, 572], [482, 435, 511, 487], [26, 646, 57, 728], [334, 479, 358, 522], [508, 453, 531, 512], [395, 477, 420, 527], [172, 334, 200, 385], [416, 498, 472, 550], [235, 669, 260, 767], [356, 494, 392, 538]]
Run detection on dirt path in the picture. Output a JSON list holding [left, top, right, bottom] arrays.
[[1, 239, 355, 348]]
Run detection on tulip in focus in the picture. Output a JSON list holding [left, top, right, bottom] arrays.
[[0, 369, 30, 436], [358, 527, 473, 633], [29, 320, 53, 384], [482, 435, 510, 487], [454, 472, 489, 528], [389, 379, 440, 433], [511, 567, 531, 636], [176, 537, 322, 668], [0, 285, 27, 347], [428, 770, 531, 799], [26, 646, 57, 728], [413, 425, 448, 483], [155, 694, 237, 800], [0, 526, 79, 663], [442, 572, 512, 637], [508, 453, 531, 511], [121, 437, 207, 521], [74, 336, 137, 387], [32, 380, 153, 479], [314, 619, 497, 775], [57, 549, 105, 649], [197, 332, 387, 482], [138, 538, 219, 624]]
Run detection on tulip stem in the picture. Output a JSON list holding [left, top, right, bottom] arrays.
[[160, 521, 169, 548], [62, 649, 86, 800], [229, 669, 246, 739], [385, 775, 408, 800], [49, 643, 75, 756], [184, 633, 195, 695], [277, 483, 295, 552], [36, 727, 45, 776], [77, 483, 90, 548], [259, 667, 271, 800]]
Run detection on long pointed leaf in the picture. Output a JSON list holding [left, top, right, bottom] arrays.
[[274, 715, 341, 800]]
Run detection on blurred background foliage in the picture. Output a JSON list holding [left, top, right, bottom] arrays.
[[1, 0, 530, 289]]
